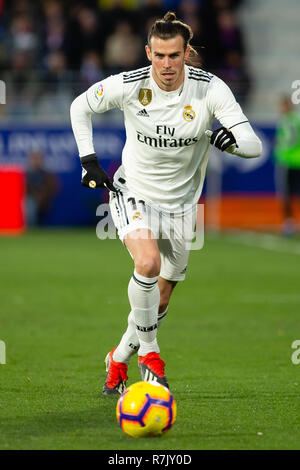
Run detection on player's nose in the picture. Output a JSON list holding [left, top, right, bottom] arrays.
[[163, 57, 171, 68]]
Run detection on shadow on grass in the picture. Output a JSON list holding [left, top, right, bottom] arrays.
[[1, 404, 118, 440]]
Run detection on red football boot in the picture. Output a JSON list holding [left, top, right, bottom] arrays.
[[102, 348, 128, 395], [138, 352, 169, 389]]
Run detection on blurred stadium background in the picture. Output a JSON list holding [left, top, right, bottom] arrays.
[[0, 0, 299, 233]]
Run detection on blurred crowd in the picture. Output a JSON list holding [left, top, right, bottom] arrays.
[[0, 0, 250, 121]]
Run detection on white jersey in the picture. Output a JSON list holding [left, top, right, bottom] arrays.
[[71, 64, 261, 211]]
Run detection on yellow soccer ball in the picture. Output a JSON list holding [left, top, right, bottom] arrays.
[[116, 381, 177, 438]]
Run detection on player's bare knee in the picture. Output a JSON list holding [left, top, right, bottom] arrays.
[[135, 256, 161, 278]]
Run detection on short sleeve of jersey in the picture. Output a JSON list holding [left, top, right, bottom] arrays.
[[85, 73, 124, 114], [207, 76, 248, 128]]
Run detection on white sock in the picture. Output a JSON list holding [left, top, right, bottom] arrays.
[[128, 270, 160, 356], [113, 307, 169, 364], [113, 311, 139, 364]]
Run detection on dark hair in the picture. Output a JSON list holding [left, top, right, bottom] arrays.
[[147, 11, 201, 67]]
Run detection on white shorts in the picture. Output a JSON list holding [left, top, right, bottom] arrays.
[[109, 185, 196, 281]]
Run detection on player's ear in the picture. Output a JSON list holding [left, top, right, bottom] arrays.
[[184, 45, 191, 61], [145, 45, 152, 62]]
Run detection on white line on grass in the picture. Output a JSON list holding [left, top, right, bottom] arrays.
[[217, 231, 300, 256]]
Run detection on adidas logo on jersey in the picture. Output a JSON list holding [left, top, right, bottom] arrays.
[[137, 108, 149, 117]]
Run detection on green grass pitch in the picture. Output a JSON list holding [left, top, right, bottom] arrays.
[[0, 228, 299, 450]]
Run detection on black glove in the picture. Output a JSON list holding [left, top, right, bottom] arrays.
[[205, 127, 237, 152], [80, 154, 115, 191]]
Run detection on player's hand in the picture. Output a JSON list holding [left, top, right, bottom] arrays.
[[80, 154, 115, 191], [205, 127, 236, 152]]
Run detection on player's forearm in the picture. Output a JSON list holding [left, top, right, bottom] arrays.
[[70, 93, 95, 157], [228, 122, 262, 158]]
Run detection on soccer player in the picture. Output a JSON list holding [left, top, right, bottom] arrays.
[[274, 95, 300, 236], [70, 12, 262, 394]]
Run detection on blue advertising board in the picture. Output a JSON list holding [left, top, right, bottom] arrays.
[[0, 124, 276, 226], [220, 126, 276, 193]]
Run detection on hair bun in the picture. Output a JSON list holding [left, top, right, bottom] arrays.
[[163, 11, 177, 22]]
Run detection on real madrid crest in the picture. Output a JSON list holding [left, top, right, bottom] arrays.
[[183, 105, 195, 122], [133, 211, 142, 221], [139, 88, 152, 106]]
